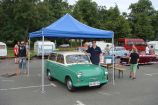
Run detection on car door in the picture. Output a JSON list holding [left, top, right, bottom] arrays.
[[55, 54, 67, 82], [47, 53, 57, 78]]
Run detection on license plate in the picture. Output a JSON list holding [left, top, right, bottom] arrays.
[[89, 81, 100, 87]]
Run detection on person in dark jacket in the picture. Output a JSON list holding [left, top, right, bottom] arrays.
[[86, 41, 102, 65], [18, 41, 28, 74], [128, 47, 139, 79]]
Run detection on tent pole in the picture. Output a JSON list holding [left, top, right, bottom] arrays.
[[42, 31, 45, 93], [112, 34, 115, 85], [27, 38, 30, 77]]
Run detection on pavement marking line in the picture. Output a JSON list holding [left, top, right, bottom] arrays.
[[75, 100, 86, 105], [98, 92, 113, 96], [0, 84, 54, 91], [145, 73, 158, 76], [1, 79, 14, 82], [50, 83, 57, 87], [145, 74, 152, 76]]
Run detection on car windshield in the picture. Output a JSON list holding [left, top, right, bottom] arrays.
[[66, 55, 90, 64], [110, 47, 125, 51], [116, 47, 125, 51]]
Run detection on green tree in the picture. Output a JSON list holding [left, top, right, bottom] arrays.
[[151, 11, 158, 39], [72, 0, 98, 27], [128, 0, 155, 40], [0, 0, 70, 43], [0, 0, 41, 42], [98, 6, 131, 38]]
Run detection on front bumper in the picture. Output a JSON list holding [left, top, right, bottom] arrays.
[[73, 79, 108, 87]]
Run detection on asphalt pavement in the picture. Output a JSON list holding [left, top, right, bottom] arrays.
[[0, 59, 158, 105]]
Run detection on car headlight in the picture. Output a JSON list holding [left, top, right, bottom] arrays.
[[105, 72, 108, 75], [77, 72, 83, 78]]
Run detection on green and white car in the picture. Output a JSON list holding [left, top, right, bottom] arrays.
[[45, 51, 108, 91]]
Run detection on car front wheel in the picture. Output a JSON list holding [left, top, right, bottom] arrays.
[[47, 70, 54, 81], [66, 78, 75, 92]]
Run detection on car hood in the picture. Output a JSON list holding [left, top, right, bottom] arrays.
[[67, 64, 105, 76]]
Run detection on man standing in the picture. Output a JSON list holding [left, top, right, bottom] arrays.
[[129, 48, 139, 79], [86, 41, 102, 65], [18, 41, 27, 74], [105, 44, 110, 55]]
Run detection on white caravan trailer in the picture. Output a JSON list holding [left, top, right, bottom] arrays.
[[88, 41, 112, 52], [147, 41, 158, 55], [34, 41, 56, 56], [0, 42, 7, 57]]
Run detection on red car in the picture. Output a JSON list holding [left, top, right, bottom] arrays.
[[120, 54, 158, 65]]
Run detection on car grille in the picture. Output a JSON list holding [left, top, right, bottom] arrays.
[[83, 76, 101, 82]]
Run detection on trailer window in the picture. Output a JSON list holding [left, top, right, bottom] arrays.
[[43, 46, 52, 50], [128, 42, 145, 46], [0, 45, 5, 49], [135, 42, 146, 46], [127, 42, 134, 45]]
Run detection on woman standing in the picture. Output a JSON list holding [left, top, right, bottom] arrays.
[[14, 43, 19, 64], [128, 47, 139, 79]]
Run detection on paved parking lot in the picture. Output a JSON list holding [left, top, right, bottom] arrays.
[[0, 59, 158, 105]]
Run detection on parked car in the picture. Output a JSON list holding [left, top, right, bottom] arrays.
[[109, 46, 129, 58], [45, 51, 108, 91], [59, 44, 70, 48], [0, 42, 7, 58], [34, 41, 56, 56]]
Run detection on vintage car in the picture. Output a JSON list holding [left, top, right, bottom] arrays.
[[109, 46, 129, 58], [120, 53, 158, 65], [45, 51, 108, 91]]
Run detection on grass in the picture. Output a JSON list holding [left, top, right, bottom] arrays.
[[7, 47, 75, 58], [7, 48, 35, 58], [7, 48, 14, 57]]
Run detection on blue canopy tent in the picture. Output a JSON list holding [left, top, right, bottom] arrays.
[[28, 14, 115, 93], [29, 14, 113, 38]]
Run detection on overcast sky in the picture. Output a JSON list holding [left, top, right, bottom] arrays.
[[67, 0, 158, 13]]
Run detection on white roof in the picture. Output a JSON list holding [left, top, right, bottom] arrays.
[[0, 42, 6, 45], [148, 41, 158, 44], [53, 51, 86, 56]]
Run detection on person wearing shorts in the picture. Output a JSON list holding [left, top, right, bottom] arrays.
[[129, 48, 139, 79]]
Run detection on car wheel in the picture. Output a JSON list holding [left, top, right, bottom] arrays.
[[47, 70, 54, 81], [66, 78, 75, 92]]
